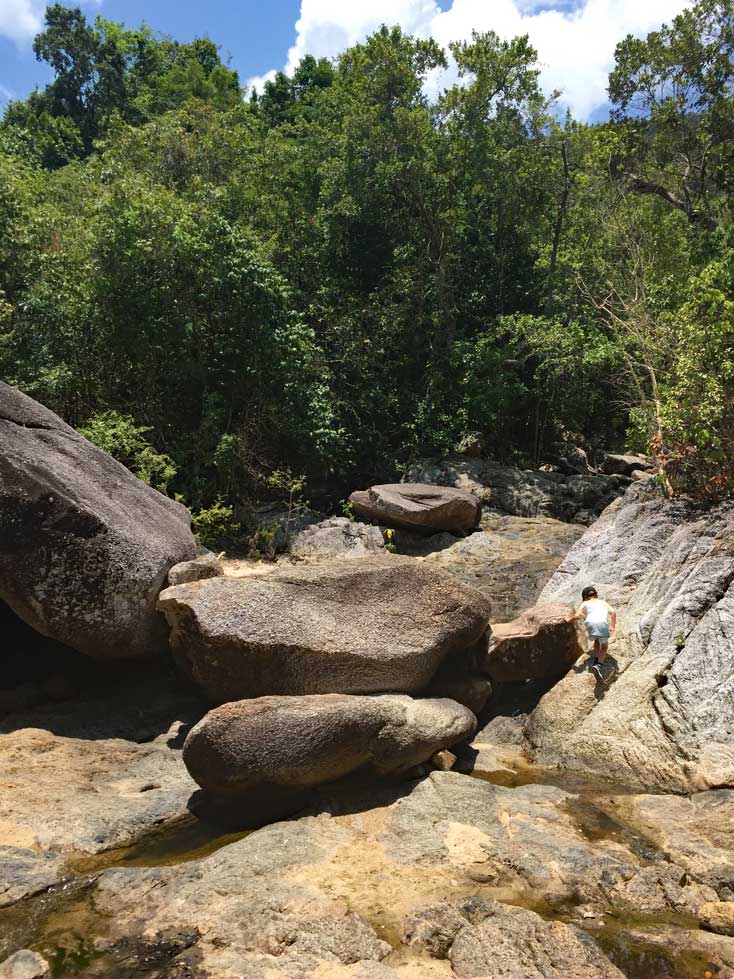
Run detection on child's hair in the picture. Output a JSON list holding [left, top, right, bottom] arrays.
[[582, 586, 598, 600]]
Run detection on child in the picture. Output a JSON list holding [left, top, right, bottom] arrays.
[[571, 586, 616, 683]]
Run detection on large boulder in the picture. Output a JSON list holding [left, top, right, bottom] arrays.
[[349, 483, 481, 534], [524, 482, 734, 792], [483, 602, 586, 683], [405, 455, 629, 525], [182, 693, 476, 795], [0, 383, 195, 659], [158, 556, 491, 702]]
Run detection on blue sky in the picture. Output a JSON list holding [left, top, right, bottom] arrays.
[[0, 0, 692, 120], [0, 0, 303, 103]]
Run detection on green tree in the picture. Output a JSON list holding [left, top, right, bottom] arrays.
[[609, 0, 734, 228], [1, 5, 241, 165]]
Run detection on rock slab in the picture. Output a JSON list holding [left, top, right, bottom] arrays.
[[0, 951, 49, 979], [158, 556, 491, 702], [349, 483, 481, 534], [167, 552, 223, 586], [441, 899, 627, 979], [525, 482, 734, 792], [183, 693, 477, 795], [0, 383, 195, 659]]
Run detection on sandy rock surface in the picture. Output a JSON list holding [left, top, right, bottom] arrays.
[[406, 514, 584, 621], [289, 517, 386, 561], [0, 672, 203, 907], [4, 770, 733, 978], [167, 552, 223, 585]]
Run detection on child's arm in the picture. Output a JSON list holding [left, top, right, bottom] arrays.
[[568, 604, 585, 622], [609, 608, 617, 635]]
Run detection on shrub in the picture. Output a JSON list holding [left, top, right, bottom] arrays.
[[191, 499, 240, 548], [80, 409, 177, 493]]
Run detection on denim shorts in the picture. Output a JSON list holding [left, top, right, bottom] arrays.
[[587, 623, 610, 640]]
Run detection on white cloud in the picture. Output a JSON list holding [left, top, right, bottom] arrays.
[[0, 0, 100, 47], [246, 0, 695, 120], [247, 69, 277, 95], [0, 0, 44, 44]]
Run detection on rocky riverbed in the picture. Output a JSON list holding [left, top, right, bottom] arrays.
[[2, 383, 733, 979], [2, 754, 733, 979]]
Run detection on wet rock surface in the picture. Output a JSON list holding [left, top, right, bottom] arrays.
[[596, 790, 734, 899], [3, 768, 734, 978], [525, 482, 734, 792], [0, 668, 204, 907], [0, 382, 196, 660], [158, 557, 491, 702], [182, 693, 476, 795]]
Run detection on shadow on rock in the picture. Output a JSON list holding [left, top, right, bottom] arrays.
[[1, 597, 208, 742], [187, 785, 316, 833]]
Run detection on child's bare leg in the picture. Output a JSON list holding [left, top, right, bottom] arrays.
[[593, 639, 600, 657], [597, 641, 608, 663]]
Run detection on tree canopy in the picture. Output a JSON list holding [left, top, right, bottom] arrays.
[[1, 0, 732, 534]]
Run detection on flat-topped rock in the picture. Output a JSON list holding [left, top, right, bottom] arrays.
[[183, 693, 477, 795], [167, 552, 223, 585], [349, 483, 481, 534], [601, 452, 653, 476], [158, 556, 491, 702], [0, 383, 195, 659]]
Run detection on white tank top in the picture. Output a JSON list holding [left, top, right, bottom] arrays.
[[584, 598, 610, 626]]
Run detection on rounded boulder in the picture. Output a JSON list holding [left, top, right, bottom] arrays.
[[182, 693, 477, 795]]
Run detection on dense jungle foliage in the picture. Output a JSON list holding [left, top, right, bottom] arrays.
[[1, 0, 732, 528]]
